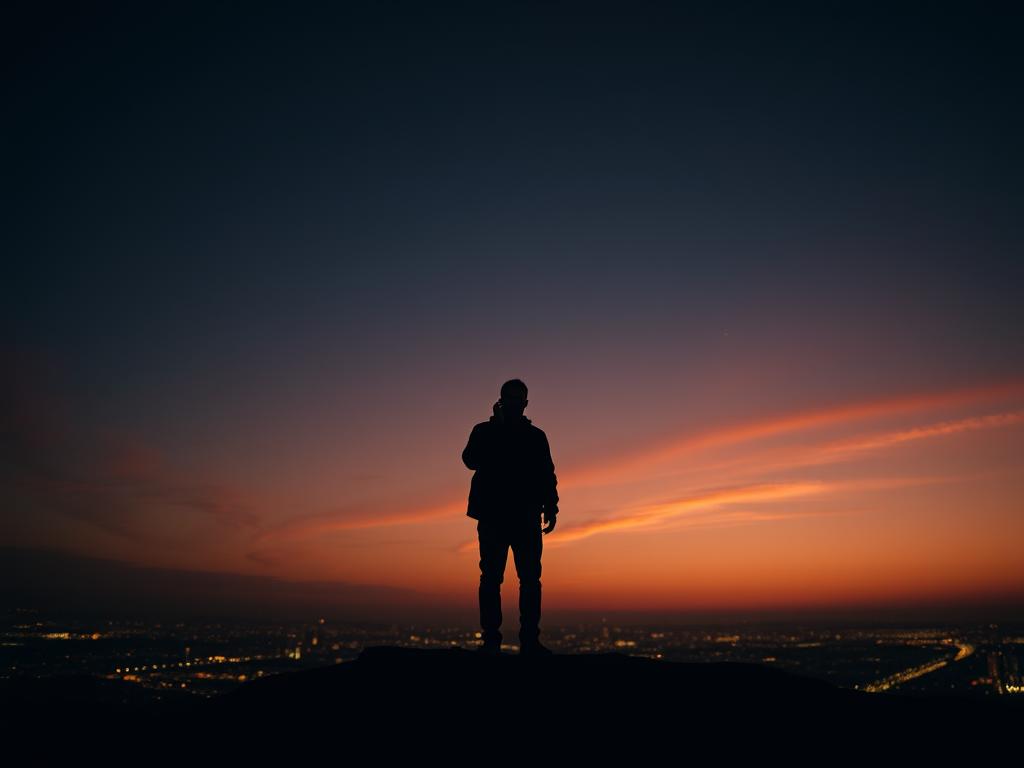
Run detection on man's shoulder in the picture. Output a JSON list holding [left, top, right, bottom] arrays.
[[469, 419, 496, 437], [527, 423, 549, 441], [471, 418, 548, 437]]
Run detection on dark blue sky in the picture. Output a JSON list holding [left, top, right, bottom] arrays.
[[10, 5, 1021, 385]]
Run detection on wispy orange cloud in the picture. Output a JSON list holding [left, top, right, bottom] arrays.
[[245, 377, 1024, 552], [452, 481, 828, 553], [817, 410, 1024, 457], [249, 501, 467, 544], [560, 377, 1024, 489], [450, 472, 966, 553], [639, 409, 1024, 485]]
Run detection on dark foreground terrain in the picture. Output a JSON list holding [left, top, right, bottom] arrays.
[[4, 645, 1021, 759]]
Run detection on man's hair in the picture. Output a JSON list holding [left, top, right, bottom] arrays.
[[500, 379, 528, 400]]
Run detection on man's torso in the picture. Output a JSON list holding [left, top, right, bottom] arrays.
[[467, 418, 548, 521]]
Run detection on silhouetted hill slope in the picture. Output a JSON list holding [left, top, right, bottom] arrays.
[[5, 645, 1022, 758], [216, 645, 1022, 723]]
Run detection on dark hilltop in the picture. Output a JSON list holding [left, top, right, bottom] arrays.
[[4, 644, 1022, 759]]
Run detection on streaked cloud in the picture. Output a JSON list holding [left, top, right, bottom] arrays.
[[250, 377, 1024, 549], [451, 472, 966, 553]]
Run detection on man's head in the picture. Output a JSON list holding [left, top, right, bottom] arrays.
[[500, 379, 528, 417]]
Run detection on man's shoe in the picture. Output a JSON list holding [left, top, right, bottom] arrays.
[[519, 640, 553, 656]]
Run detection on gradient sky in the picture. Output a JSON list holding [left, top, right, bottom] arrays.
[[5, 3, 1023, 621]]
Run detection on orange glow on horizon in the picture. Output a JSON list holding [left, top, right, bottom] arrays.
[[15, 372, 1024, 617]]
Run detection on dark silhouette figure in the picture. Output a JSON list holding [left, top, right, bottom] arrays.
[[462, 378, 559, 656]]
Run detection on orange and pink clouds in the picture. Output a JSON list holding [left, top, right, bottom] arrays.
[[4, 348, 1023, 615]]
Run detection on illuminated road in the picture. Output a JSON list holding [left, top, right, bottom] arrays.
[[859, 641, 974, 693]]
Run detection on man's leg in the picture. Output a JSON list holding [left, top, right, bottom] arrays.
[[510, 515, 543, 646], [477, 518, 510, 646]]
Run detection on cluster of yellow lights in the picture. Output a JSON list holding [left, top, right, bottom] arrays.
[[952, 643, 975, 662], [115, 654, 255, 674]]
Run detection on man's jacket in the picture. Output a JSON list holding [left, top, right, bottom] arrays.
[[461, 413, 559, 522]]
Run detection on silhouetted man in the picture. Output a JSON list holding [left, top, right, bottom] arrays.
[[462, 378, 559, 656]]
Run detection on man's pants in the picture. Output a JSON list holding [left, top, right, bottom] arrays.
[[477, 514, 543, 646]]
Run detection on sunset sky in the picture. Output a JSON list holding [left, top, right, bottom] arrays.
[[5, 4, 1023, 623]]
